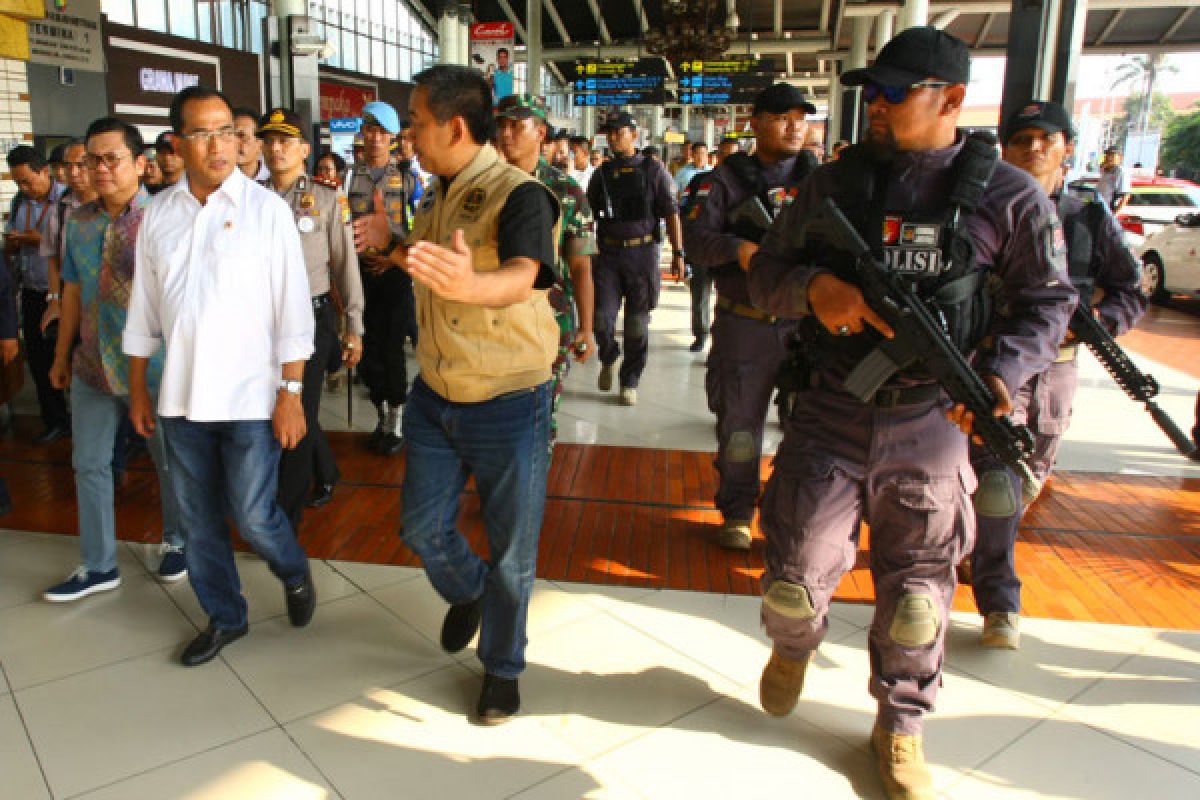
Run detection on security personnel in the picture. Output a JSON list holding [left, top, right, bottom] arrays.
[[586, 110, 685, 406], [968, 101, 1145, 649], [258, 108, 365, 532], [494, 93, 597, 447], [683, 82, 816, 551], [746, 27, 1076, 799], [346, 100, 418, 455]]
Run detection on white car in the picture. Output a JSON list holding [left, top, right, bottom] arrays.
[[1134, 212, 1200, 301]]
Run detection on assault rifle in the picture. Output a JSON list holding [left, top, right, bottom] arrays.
[[1069, 307, 1197, 457], [729, 195, 775, 245], [796, 197, 1041, 497]]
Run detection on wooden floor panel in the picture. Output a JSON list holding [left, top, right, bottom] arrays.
[[3, 416, 1200, 630]]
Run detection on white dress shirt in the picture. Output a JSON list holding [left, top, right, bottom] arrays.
[[123, 169, 314, 421], [568, 165, 594, 191]]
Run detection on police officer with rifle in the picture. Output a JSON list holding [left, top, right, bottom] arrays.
[[746, 27, 1076, 799], [682, 82, 817, 551]]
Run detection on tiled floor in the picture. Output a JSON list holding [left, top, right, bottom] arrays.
[[2, 280, 1199, 798]]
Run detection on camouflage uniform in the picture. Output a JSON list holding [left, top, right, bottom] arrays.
[[497, 94, 597, 446]]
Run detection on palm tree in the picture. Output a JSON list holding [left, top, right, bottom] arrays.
[[1109, 54, 1177, 143]]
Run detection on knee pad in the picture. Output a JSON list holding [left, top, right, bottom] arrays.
[[763, 580, 816, 621], [725, 430, 756, 463], [625, 313, 650, 340], [973, 468, 1019, 519], [889, 593, 939, 648]]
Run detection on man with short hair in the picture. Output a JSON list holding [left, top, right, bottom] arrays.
[[716, 137, 740, 165], [674, 141, 711, 197], [124, 85, 317, 666], [684, 83, 817, 551], [567, 135, 593, 189], [1096, 146, 1130, 210], [40, 140, 96, 342], [258, 107, 365, 532], [5, 145, 68, 443], [346, 100, 418, 455], [490, 47, 514, 99], [378, 65, 560, 723], [966, 101, 1145, 649], [233, 107, 270, 182], [0, 208, 18, 515], [586, 111, 685, 406], [747, 27, 1076, 798], [495, 93, 597, 445], [153, 132, 185, 188], [44, 117, 188, 602]]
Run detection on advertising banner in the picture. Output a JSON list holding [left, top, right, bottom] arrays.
[[471, 21, 515, 100]]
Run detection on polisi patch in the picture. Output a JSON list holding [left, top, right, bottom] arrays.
[[884, 247, 943, 276]]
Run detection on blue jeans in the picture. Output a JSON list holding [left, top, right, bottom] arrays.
[[400, 378, 552, 679], [70, 377, 183, 573], [159, 417, 309, 630]]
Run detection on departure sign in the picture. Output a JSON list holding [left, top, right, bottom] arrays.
[[573, 58, 668, 106], [678, 57, 782, 105]]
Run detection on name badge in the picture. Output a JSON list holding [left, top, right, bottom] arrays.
[[297, 217, 315, 234]]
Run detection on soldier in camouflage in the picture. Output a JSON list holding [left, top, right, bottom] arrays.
[[494, 93, 597, 446]]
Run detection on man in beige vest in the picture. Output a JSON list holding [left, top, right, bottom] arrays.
[[368, 64, 560, 724]]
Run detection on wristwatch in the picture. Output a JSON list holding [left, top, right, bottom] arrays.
[[46, 292, 60, 301], [673, 249, 685, 259], [278, 379, 303, 396]]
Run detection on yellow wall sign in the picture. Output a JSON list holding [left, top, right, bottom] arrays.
[[0, 14, 30, 61], [0, 0, 44, 20]]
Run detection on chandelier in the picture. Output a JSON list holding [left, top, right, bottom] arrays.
[[644, 0, 738, 64]]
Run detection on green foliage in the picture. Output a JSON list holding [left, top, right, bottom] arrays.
[[1161, 106, 1200, 172]]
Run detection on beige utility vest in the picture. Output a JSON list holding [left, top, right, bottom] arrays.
[[410, 144, 561, 403]]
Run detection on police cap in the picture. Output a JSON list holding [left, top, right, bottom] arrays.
[[602, 111, 638, 132], [362, 101, 401, 134], [257, 107, 307, 140], [841, 25, 970, 88], [1002, 101, 1076, 144]]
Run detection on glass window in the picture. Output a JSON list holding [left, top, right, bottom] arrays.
[[341, 28, 357, 71], [136, 0, 168, 32], [168, 0, 196, 38], [251, 1, 268, 57], [218, 0, 236, 48], [101, 0, 135, 26], [373, 40, 385, 78], [197, 0, 213, 42]]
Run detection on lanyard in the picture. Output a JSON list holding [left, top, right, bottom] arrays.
[[19, 194, 52, 235]]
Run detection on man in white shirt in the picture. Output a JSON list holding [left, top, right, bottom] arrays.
[[1096, 146, 1131, 210], [567, 135, 593, 190], [124, 86, 317, 667]]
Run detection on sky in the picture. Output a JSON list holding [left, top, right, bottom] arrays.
[[965, 52, 1200, 107]]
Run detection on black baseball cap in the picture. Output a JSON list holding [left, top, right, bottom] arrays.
[[602, 111, 638, 131], [154, 132, 176, 154], [753, 82, 817, 115], [1002, 100, 1075, 144], [841, 25, 970, 88]]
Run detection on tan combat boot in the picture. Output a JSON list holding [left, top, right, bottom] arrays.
[[717, 520, 753, 551], [871, 724, 935, 800], [981, 611, 1020, 649], [758, 648, 812, 717]]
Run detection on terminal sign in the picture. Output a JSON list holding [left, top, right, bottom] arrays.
[[139, 68, 200, 95], [572, 58, 668, 107]]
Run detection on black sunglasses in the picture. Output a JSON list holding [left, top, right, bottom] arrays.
[[861, 80, 952, 105]]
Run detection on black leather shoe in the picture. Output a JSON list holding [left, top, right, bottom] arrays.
[[307, 483, 335, 508], [181, 624, 248, 666], [476, 674, 520, 725], [689, 336, 707, 353], [378, 432, 404, 456], [33, 424, 69, 445], [367, 420, 386, 451], [285, 572, 317, 627], [440, 597, 482, 653]]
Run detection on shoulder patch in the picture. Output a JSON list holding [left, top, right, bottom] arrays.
[[462, 187, 486, 214]]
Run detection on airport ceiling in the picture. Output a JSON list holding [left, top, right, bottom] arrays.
[[410, 1, 1200, 99]]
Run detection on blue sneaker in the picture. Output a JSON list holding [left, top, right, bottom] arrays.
[[157, 544, 188, 583], [43, 566, 121, 603]]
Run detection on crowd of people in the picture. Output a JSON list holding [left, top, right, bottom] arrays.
[[0, 24, 1186, 800]]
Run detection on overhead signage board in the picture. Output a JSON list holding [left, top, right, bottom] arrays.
[[572, 58, 668, 106], [28, 0, 104, 72], [678, 56, 783, 105]]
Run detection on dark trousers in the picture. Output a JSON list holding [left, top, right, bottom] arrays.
[[278, 302, 340, 532], [689, 265, 713, 340], [1193, 390, 1199, 444], [593, 245, 661, 389], [20, 289, 68, 429], [360, 269, 414, 408], [312, 426, 339, 487]]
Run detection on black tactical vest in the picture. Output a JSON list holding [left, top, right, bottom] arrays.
[[591, 157, 655, 221], [803, 133, 998, 373], [1057, 192, 1106, 311]]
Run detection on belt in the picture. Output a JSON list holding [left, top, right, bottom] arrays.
[[1055, 344, 1078, 363], [601, 234, 655, 249], [814, 374, 943, 408], [312, 293, 331, 310], [716, 296, 777, 324]]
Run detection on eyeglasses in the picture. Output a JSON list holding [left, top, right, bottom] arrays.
[[63, 160, 88, 171], [177, 126, 238, 144], [861, 80, 951, 105], [84, 152, 131, 170]]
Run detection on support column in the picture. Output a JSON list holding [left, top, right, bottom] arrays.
[[898, 0, 929, 31], [527, 0, 543, 94], [457, 6, 470, 68], [825, 74, 840, 154], [583, 106, 595, 139], [875, 9, 895, 53], [703, 116, 716, 150], [839, 16, 871, 144], [1049, 0, 1087, 113], [1000, 0, 1077, 129], [438, 10, 459, 65]]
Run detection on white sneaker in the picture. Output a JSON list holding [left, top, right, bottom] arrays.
[[981, 611, 1020, 649], [619, 387, 637, 406]]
